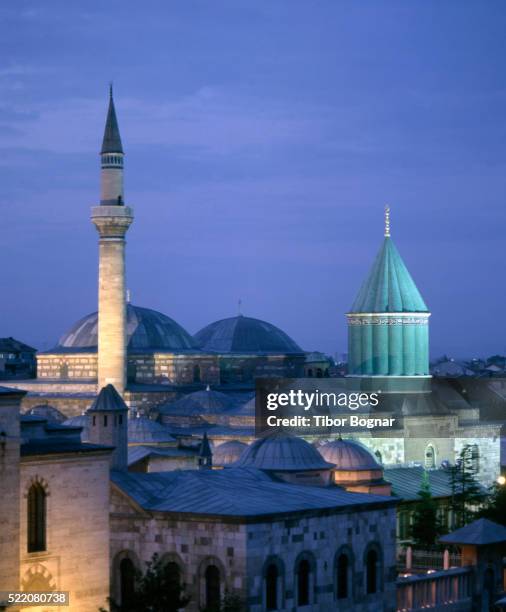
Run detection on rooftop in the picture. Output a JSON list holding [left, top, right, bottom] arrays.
[[350, 236, 428, 314], [52, 304, 199, 354], [233, 430, 333, 472], [194, 315, 303, 355], [111, 467, 397, 518], [440, 518, 506, 546]]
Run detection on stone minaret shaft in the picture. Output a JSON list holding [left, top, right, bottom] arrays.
[[91, 87, 133, 395]]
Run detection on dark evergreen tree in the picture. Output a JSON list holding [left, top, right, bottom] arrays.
[[449, 445, 484, 528], [410, 470, 444, 547]]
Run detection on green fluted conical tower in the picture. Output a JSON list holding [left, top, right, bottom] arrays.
[[346, 207, 430, 377]]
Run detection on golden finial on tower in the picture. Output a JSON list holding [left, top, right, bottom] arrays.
[[384, 205, 391, 238]]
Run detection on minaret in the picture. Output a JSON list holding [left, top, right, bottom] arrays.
[[87, 384, 128, 470], [91, 87, 133, 394], [346, 207, 431, 377]]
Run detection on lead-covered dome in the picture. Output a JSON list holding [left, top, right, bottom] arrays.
[[128, 414, 176, 444], [57, 304, 199, 352], [233, 430, 333, 471], [319, 438, 381, 471], [213, 440, 248, 466], [157, 387, 234, 416], [194, 315, 303, 354]]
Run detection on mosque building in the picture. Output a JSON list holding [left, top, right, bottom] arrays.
[[1, 88, 506, 612], [2, 88, 504, 489]]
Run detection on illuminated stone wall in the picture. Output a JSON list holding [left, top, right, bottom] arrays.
[[0, 390, 22, 595], [20, 453, 111, 611], [110, 487, 397, 611]]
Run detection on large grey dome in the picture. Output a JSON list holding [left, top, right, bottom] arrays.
[[194, 315, 303, 354], [319, 438, 381, 471], [57, 304, 199, 352], [233, 431, 333, 472]]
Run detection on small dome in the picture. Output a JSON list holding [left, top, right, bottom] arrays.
[[319, 438, 381, 471], [128, 415, 176, 444], [25, 405, 67, 423], [62, 414, 90, 441], [158, 387, 234, 416], [226, 396, 255, 416], [234, 430, 333, 471], [57, 304, 199, 352], [213, 440, 248, 466], [194, 315, 303, 354]]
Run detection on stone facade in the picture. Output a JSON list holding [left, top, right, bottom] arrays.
[[110, 486, 397, 612], [36, 351, 220, 387], [20, 452, 111, 612], [0, 389, 23, 599], [217, 354, 305, 384]]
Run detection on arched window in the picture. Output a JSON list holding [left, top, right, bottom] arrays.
[[297, 559, 311, 606], [266, 563, 279, 610], [165, 561, 182, 603], [307, 369, 313, 377], [336, 553, 349, 599], [316, 368, 323, 378], [205, 565, 220, 609], [120, 558, 136, 605], [425, 444, 436, 469], [366, 549, 378, 594], [27, 482, 46, 552]]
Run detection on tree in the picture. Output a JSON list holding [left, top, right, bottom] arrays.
[[475, 481, 506, 526], [100, 553, 190, 612], [449, 445, 484, 529], [410, 470, 444, 547]]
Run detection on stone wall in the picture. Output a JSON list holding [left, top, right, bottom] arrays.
[[110, 486, 397, 612], [0, 390, 22, 596], [20, 453, 111, 612]]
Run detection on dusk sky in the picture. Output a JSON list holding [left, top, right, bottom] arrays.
[[1, 1, 505, 358]]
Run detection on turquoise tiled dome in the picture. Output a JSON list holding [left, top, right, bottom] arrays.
[[350, 237, 428, 313]]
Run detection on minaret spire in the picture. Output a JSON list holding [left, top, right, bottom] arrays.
[[384, 205, 391, 238], [91, 88, 134, 395]]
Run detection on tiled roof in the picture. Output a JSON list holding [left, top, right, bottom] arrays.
[[385, 466, 455, 501], [0, 337, 37, 353], [128, 445, 198, 466], [88, 384, 128, 413], [350, 237, 428, 313], [111, 467, 397, 518], [440, 518, 506, 545]]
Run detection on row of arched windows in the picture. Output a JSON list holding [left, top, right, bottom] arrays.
[[117, 544, 384, 610], [264, 546, 382, 610]]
